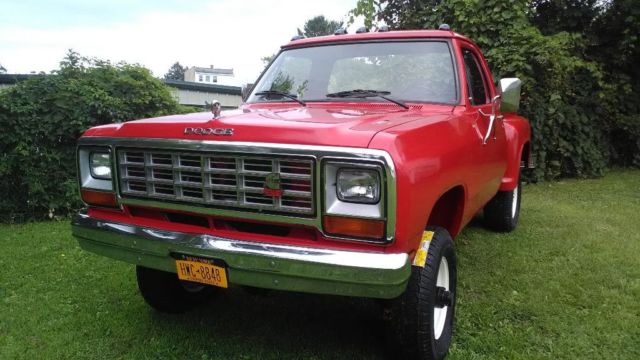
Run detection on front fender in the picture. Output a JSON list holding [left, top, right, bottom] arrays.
[[500, 114, 531, 191]]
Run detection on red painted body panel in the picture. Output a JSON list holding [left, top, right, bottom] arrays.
[[500, 114, 531, 191], [79, 31, 531, 256], [282, 30, 472, 49], [83, 103, 453, 148]]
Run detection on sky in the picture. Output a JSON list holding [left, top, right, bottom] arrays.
[[0, 0, 363, 85]]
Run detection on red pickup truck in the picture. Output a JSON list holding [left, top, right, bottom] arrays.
[[72, 27, 531, 359]]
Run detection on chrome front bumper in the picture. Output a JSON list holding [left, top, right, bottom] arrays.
[[71, 213, 411, 299]]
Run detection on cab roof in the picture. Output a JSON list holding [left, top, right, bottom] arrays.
[[281, 30, 473, 49]]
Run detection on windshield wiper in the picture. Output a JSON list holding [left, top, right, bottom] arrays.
[[326, 89, 409, 109], [254, 90, 306, 106]]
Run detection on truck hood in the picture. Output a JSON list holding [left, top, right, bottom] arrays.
[[83, 103, 454, 148]]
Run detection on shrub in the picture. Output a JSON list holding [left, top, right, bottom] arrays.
[[0, 51, 185, 221]]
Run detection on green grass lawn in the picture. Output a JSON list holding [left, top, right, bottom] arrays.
[[1, 170, 639, 359]]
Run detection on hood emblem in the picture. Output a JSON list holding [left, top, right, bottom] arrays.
[[210, 99, 221, 119], [184, 127, 233, 136], [263, 173, 283, 198]]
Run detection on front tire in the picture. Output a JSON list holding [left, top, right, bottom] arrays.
[[136, 266, 216, 313], [483, 175, 521, 232], [386, 227, 457, 360]]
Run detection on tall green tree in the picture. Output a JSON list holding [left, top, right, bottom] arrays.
[[587, 0, 640, 166], [164, 61, 187, 80], [530, 0, 601, 35], [297, 15, 343, 37]]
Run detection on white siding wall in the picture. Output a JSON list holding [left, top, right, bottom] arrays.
[[169, 88, 242, 108]]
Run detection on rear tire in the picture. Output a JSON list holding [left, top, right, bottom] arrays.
[[386, 227, 457, 360], [483, 174, 521, 232], [136, 266, 216, 313]]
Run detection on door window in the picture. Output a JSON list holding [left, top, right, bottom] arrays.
[[462, 49, 489, 105]]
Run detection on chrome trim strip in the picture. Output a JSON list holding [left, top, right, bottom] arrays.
[[71, 213, 410, 298], [77, 137, 397, 243], [119, 197, 320, 227]]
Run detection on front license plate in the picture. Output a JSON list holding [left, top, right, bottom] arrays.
[[175, 256, 228, 288]]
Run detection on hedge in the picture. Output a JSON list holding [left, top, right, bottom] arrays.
[[0, 52, 187, 222]]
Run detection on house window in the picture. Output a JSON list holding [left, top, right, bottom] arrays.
[[205, 75, 210, 82], [198, 75, 203, 82]]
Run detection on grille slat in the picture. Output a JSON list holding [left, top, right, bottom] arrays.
[[150, 153, 172, 166], [152, 184, 175, 196], [118, 149, 314, 214], [126, 167, 146, 179]]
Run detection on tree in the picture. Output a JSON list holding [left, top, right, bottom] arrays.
[[530, 0, 602, 36], [261, 54, 276, 67], [587, 0, 640, 166], [164, 61, 187, 80], [297, 15, 343, 37]]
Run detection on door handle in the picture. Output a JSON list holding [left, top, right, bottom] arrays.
[[479, 95, 502, 145], [478, 109, 495, 145]]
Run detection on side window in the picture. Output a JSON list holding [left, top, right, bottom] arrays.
[[462, 49, 488, 105]]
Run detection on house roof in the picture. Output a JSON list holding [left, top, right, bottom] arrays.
[[164, 79, 242, 95], [189, 67, 234, 75], [0, 74, 242, 96]]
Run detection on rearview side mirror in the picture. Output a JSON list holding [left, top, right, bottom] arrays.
[[498, 78, 522, 113]]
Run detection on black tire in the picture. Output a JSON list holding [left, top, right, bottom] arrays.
[[386, 227, 457, 360], [483, 175, 521, 232], [136, 266, 216, 313]]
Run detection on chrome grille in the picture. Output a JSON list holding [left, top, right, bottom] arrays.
[[117, 149, 314, 214]]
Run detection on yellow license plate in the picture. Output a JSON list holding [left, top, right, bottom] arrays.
[[175, 257, 228, 288]]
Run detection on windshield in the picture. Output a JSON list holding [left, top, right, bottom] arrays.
[[248, 41, 458, 105]]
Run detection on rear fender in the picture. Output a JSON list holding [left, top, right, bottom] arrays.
[[500, 115, 531, 191]]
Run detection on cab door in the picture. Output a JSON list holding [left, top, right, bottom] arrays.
[[459, 45, 508, 214]]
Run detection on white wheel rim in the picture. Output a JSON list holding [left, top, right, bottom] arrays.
[[433, 257, 450, 340], [511, 185, 519, 219]]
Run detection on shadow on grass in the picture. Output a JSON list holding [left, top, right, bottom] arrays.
[[137, 286, 389, 359]]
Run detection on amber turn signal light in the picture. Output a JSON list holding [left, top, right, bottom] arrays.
[[81, 189, 118, 208], [322, 215, 385, 239]]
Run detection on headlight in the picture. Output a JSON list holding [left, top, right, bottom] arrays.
[[324, 162, 386, 241], [336, 169, 380, 204], [90, 152, 112, 179]]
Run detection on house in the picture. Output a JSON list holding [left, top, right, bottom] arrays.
[[183, 65, 238, 87], [163, 79, 242, 110]]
